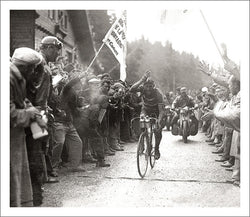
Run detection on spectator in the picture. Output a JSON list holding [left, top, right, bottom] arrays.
[[87, 77, 111, 167], [25, 36, 62, 206], [107, 82, 125, 152], [49, 76, 85, 173], [10, 47, 44, 206]]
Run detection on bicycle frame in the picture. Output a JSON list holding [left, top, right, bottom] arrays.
[[136, 116, 158, 178]]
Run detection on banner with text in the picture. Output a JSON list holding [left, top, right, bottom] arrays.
[[103, 11, 127, 81]]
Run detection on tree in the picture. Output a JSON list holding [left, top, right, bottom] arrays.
[[126, 37, 213, 92]]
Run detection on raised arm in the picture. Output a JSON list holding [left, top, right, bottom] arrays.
[[198, 61, 229, 88], [130, 70, 150, 92]]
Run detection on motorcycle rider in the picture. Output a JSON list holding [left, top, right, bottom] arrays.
[[171, 87, 198, 135], [130, 71, 165, 160]]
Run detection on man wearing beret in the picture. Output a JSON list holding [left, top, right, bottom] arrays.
[[10, 47, 46, 206]]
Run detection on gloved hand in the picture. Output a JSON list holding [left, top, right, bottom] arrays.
[[26, 106, 40, 119], [198, 61, 212, 76], [224, 60, 239, 74]]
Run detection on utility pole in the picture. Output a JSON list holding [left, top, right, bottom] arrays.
[[173, 70, 176, 93]]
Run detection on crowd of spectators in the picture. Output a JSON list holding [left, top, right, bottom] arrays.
[[10, 36, 143, 207], [197, 45, 240, 187]]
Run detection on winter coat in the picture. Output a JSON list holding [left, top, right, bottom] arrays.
[[10, 62, 33, 207]]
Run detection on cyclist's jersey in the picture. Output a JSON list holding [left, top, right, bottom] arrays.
[[172, 95, 195, 109], [137, 86, 163, 116]]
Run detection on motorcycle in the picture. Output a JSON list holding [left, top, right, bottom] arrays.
[[172, 106, 198, 143], [164, 105, 173, 131]]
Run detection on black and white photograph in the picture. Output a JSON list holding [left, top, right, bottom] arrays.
[[1, 0, 249, 216]]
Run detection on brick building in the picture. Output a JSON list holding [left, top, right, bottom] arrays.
[[10, 10, 95, 67]]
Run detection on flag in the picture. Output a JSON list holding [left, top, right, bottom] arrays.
[[103, 11, 127, 81]]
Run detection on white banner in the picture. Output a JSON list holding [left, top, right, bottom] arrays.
[[103, 11, 127, 81]]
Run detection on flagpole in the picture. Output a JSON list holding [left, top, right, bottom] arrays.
[[79, 11, 126, 80], [79, 43, 105, 79], [200, 10, 226, 64], [86, 43, 105, 72]]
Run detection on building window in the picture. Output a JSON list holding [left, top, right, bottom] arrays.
[[57, 10, 68, 31], [64, 15, 68, 29], [66, 51, 72, 63], [48, 10, 55, 20], [58, 10, 63, 24]]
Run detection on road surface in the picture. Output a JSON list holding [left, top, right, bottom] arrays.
[[41, 129, 240, 208]]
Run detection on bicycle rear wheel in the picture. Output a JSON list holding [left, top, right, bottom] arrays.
[[149, 132, 156, 168], [137, 132, 149, 178]]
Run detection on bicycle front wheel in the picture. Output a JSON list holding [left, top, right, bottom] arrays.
[[149, 132, 156, 168], [137, 132, 149, 178]]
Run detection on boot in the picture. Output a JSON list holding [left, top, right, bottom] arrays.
[[215, 142, 222, 148], [212, 147, 223, 154], [105, 148, 115, 156], [206, 138, 214, 143], [117, 143, 124, 148], [155, 149, 160, 160], [110, 143, 124, 151], [96, 159, 110, 167], [83, 154, 97, 163]]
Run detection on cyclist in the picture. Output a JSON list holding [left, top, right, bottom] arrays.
[[130, 71, 165, 160]]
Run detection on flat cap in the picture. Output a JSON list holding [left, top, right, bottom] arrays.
[[88, 77, 101, 84], [11, 47, 43, 66], [180, 87, 187, 93], [113, 82, 125, 89]]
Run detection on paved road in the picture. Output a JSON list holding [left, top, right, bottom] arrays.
[[42, 129, 240, 208]]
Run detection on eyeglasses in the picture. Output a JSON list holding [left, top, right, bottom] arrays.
[[47, 42, 62, 50]]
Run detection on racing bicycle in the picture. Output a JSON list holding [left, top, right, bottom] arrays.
[[132, 115, 158, 178]]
